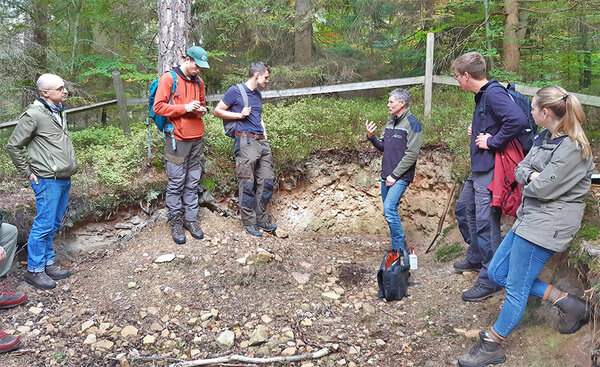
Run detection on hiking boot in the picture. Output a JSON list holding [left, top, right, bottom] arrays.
[[457, 331, 506, 367], [0, 331, 20, 354], [243, 225, 262, 237], [169, 216, 186, 244], [0, 279, 27, 309], [258, 222, 277, 232], [24, 271, 56, 290], [45, 265, 71, 280], [183, 220, 204, 239], [454, 258, 482, 274], [554, 295, 591, 334], [462, 282, 502, 302]]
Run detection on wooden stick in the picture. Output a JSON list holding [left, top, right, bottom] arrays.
[[171, 348, 330, 367]]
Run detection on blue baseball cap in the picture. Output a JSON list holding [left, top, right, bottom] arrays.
[[187, 46, 210, 68]]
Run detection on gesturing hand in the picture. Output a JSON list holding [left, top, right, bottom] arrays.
[[365, 120, 377, 138]]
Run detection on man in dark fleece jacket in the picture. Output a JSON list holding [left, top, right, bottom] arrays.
[[366, 88, 423, 265], [451, 51, 529, 302]]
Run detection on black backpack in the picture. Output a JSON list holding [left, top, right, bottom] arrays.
[[222, 83, 248, 138], [483, 82, 537, 153], [377, 250, 410, 301]]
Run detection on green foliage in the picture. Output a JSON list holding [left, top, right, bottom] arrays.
[[52, 351, 66, 360], [70, 123, 163, 193], [435, 242, 463, 262], [0, 85, 478, 197]]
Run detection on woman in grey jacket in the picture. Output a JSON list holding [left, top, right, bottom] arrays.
[[458, 85, 595, 367]]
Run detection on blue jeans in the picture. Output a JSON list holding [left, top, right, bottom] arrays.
[[489, 229, 554, 338], [27, 178, 71, 273], [455, 171, 502, 287], [381, 179, 410, 265]]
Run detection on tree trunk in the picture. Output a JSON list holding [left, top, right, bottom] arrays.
[[294, 0, 311, 64], [32, 0, 48, 72], [579, 13, 591, 88], [70, 0, 82, 74], [502, 0, 520, 74], [157, 0, 191, 74]]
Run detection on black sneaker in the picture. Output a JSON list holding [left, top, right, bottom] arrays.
[[454, 259, 482, 274], [462, 282, 502, 302], [183, 220, 204, 239], [244, 225, 262, 237], [457, 331, 506, 367], [554, 295, 591, 334], [169, 216, 186, 244], [24, 271, 56, 290], [258, 222, 277, 232]]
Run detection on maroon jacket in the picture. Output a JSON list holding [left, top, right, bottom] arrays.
[[487, 139, 524, 217]]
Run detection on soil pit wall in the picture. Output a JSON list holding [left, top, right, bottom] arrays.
[[271, 146, 455, 247]]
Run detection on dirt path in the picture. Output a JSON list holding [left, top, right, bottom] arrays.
[[0, 204, 592, 367]]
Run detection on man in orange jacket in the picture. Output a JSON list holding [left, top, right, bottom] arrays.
[[153, 46, 209, 244]]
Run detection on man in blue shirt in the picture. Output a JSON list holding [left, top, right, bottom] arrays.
[[451, 52, 529, 302], [213, 62, 276, 237]]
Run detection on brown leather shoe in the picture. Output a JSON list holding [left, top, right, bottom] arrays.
[[24, 271, 56, 290], [0, 331, 20, 353], [0, 279, 27, 309], [45, 265, 71, 280]]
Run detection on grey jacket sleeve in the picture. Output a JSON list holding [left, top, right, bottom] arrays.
[[5, 113, 36, 178], [521, 139, 588, 201], [515, 148, 536, 185], [392, 127, 423, 179]]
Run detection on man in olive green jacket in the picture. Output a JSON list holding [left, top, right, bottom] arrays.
[[6, 73, 77, 290]]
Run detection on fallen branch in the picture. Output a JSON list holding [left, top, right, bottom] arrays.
[[170, 348, 330, 367], [107, 355, 183, 363]]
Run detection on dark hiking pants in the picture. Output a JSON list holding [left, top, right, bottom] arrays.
[[455, 171, 502, 288], [233, 135, 274, 226], [165, 135, 204, 222]]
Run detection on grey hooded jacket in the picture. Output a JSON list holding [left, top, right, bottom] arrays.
[[6, 100, 78, 179], [513, 129, 594, 252]]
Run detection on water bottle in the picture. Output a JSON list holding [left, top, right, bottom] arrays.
[[409, 247, 418, 270]]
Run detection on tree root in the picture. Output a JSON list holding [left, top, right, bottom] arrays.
[[170, 348, 330, 367]]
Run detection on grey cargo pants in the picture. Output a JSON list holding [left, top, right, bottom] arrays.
[[233, 135, 274, 226], [0, 222, 18, 279], [165, 135, 204, 222]]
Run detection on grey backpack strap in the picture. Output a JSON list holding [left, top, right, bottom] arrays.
[[236, 83, 248, 108]]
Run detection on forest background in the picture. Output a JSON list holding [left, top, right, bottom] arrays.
[[0, 0, 599, 198], [0, 0, 598, 115]]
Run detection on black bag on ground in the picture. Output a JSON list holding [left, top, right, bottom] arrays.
[[377, 250, 410, 301]]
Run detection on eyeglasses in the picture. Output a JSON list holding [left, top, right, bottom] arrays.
[[46, 86, 66, 92], [451, 73, 463, 80]]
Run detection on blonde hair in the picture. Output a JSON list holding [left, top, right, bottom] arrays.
[[451, 52, 487, 80], [534, 85, 591, 160]]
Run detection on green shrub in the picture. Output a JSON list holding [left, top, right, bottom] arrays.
[[0, 86, 477, 198], [435, 242, 463, 262]]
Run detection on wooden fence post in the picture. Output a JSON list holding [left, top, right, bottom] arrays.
[[424, 32, 434, 121], [112, 70, 131, 136]]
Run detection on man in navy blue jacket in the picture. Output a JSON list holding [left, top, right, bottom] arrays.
[[366, 88, 423, 264], [451, 52, 529, 302]]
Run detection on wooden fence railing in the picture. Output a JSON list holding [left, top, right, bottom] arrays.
[[2, 33, 600, 134]]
